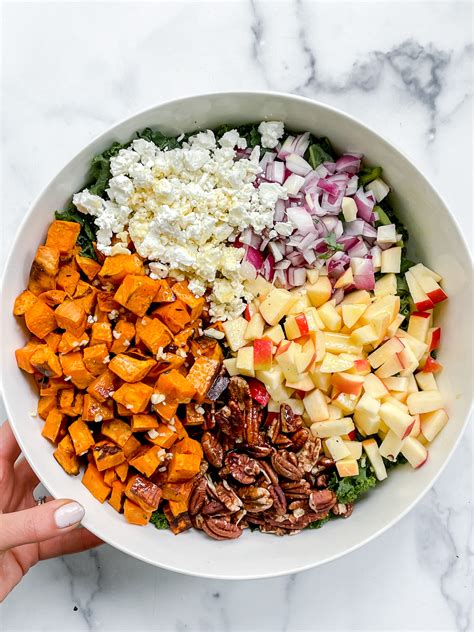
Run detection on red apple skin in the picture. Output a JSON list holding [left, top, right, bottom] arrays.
[[428, 327, 441, 352], [295, 313, 309, 336], [426, 287, 448, 304], [402, 419, 416, 439], [415, 452, 428, 468], [353, 359, 371, 376], [347, 430, 357, 440], [422, 356, 443, 373], [275, 340, 291, 357], [415, 298, 435, 311], [254, 338, 273, 371], [412, 311, 431, 319], [331, 374, 364, 397], [244, 305, 253, 321]]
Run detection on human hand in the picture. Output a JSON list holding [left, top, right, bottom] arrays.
[[0, 421, 102, 601]]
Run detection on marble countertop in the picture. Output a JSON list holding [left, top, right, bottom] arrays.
[[0, 1, 472, 630]]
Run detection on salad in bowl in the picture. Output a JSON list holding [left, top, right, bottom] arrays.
[[12, 118, 450, 541]]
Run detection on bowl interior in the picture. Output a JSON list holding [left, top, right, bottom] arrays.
[[1, 92, 472, 579]]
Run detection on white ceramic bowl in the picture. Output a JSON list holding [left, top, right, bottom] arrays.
[[1, 92, 472, 579]]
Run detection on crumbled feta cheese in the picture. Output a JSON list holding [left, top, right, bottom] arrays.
[[176, 349, 187, 357], [64, 375, 72, 382], [202, 328, 225, 340], [30, 411, 37, 418], [151, 393, 165, 405], [112, 330, 121, 339], [103, 355, 110, 364], [87, 315, 95, 324], [258, 121, 285, 149], [94, 414, 103, 422], [195, 405, 205, 415], [108, 310, 119, 321], [274, 221, 294, 237], [147, 429, 159, 440]]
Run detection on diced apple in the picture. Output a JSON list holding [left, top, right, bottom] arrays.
[[295, 350, 316, 374], [331, 372, 364, 397], [336, 457, 359, 477], [406, 374, 418, 393], [304, 307, 325, 330], [288, 289, 311, 315], [306, 269, 319, 284], [362, 438, 387, 481], [266, 382, 293, 403], [374, 273, 397, 298], [422, 356, 443, 373], [303, 388, 329, 422], [309, 366, 332, 392], [342, 303, 367, 329], [286, 373, 315, 391], [256, 365, 284, 389], [381, 247, 401, 273], [409, 414, 421, 437], [280, 398, 306, 415], [409, 262, 442, 282], [343, 440, 362, 459], [363, 373, 389, 398], [405, 270, 434, 311], [284, 313, 309, 340], [275, 345, 300, 382], [415, 372, 437, 391], [341, 196, 358, 222], [407, 390, 443, 414], [320, 352, 354, 374], [324, 332, 363, 355], [327, 404, 343, 420], [236, 346, 255, 377], [375, 354, 405, 379], [350, 324, 378, 346], [401, 436, 428, 468], [244, 312, 265, 341], [341, 290, 372, 306], [362, 295, 399, 325], [259, 288, 297, 326], [386, 314, 405, 338], [244, 275, 274, 297], [390, 391, 408, 403], [354, 409, 380, 435], [396, 329, 428, 361], [264, 324, 285, 345], [325, 436, 351, 461], [381, 395, 408, 411], [334, 267, 354, 289], [306, 277, 332, 307], [311, 417, 355, 439], [223, 358, 239, 377], [426, 326, 441, 352], [223, 317, 248, 351], [382, 376, 409, 392], [397, 344, 419, 377], [318, 302, 342, 332], [368, 336, 405, 368], [409, 264, 447, 304], [253, 338, 273, 371], [420, 409, 448, 442], [379, 402, 414, 439], [332, 392, 359, 415], [350, 358, 371, 376], [378, 430, 404, 462], [356, 392, 381, 416], [407, 311, 431, 342]]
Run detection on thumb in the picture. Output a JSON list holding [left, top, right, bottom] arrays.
[[0, 500, 85, 551]]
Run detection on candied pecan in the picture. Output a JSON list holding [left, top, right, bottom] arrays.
[[225, 452, 260, 485], [271, 452, 303, 481], [191, 513, 204, 530], [288, 427, 309, 452], [246, 444, 273, 459], [221, 434, 236, 453], [215, 482, 242, 513], [188, 476, 208, 516], [273, 434, 294, 449], [238, 486, 274, 513], [201, 499, 229, 516], [259, 461, 279, 486], [309, 489, 337, 513], [203, 403, 217, 431], [259, 524, 288, 536], [266, 415, 281, 443], [316, 456, 335, 470], [201, 431, 224, 468], [297, 436, 321, 473], [280, 404, 303, 433], [245, 405, 262, 447], [203, 517, 242, 540], [315, 474, 328, 488], [288, 499, 308, 511], [332, 502, 354, 518], [280, 479, 311, 499], [215, 405, 234, 436], [269, 485, 287, 515]]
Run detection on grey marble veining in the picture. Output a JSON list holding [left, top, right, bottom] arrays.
[[0, 1, 472, 631]]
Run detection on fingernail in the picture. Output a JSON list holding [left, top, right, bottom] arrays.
[[54, 502, 85, 528]]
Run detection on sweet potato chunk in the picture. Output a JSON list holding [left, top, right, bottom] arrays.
[[28, 246, 60, 295], [131, 414, 159, 432], [152, 398, 178, 422], [15, 340, 44, 373], [25, 300, 57, 339], [172, 437, 203, 460], [128, 445, 164, 477], [161, 480, 193, 502], [45, 331, 62, 352], [123, 498, 152, 525], [113, 382, 153, 414], [75, 254, 101, 281], [41, 409, 67, 444], [30, 345, 63, 378], [135, 316, 173, 354], [69, 419, 95, 455], [99, 254, 144, 284], [59, 351, 94, 389], [154, 300, 190, 334], [38, 395, 56, 420], [169, 499, 188, 517], [87, 369, 119, 403], [73, 281, 97, 314], [58, 331, 89, 354], [147, 423, 178, 450], [38, 376, 69, 396], [55, 300, 86, 335], [58, 388, 84, 416], [89, 322, 113, 348], [92, 440, 125, 471], [171, 281, 205, 320], [110, 320, 135, 354], [104, 468, 118, 486], [81, 393, 114, 422], [53, 443, 80, 475], [38, 290, 67, 307], [115, 461, 129, 482], [186, 356, 220, 403], [83, 343, 110, 376], [101, 419, 132, 447], [82, 463, 111, 503], [185, 404, 205, 426], [96, 291, 120, 314], [152, 279, 175, 303], [109, 354, 156, 383], [125, 474, 162, 511], [122, 434, 141, 459], [57, 265, 80, 295], [167, 453, 201, 482], [109, 480, 126, 512], [46, 220, 81, 254], [163, 505, 191, 534], [156, 370, 196, 403], [114, 275, 157, 316], [13, 290, 38, 315]]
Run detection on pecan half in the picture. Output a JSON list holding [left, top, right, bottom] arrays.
[[280, 479, 311, 499], [238, 486, 273, 513], [280, 404, 303, 433], [269, 485, 287, 516], [288, 427, 309, 452], [201, 431, 224, 468], [271, 452, 303, 481], [225, 452, 260, 485], [309, 489, 337, 513], [259, 461, 279, 486], [266, 414, 281, 443], [297, 436, 321, 473], [245, 405, 262, 447], [246, 443, 273, 459], [273, 434, 294, 449], [203, 517, 242, 541], [201, 499, 229, 516], [332, 502, 354, 518], [188, 477, 208, 516], [215, 482, 242, 513]]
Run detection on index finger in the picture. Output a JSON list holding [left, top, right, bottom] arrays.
[[0, 421, 21, 463]]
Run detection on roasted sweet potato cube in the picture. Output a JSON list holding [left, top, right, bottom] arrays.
[[101, 419, 132, 447], [169, 499, 188, 517], [152, 397, 179, 422], [123, 498, 152, 525], [163, 505, 191, 534], [167, 453, 201, 482], [15, 340, 44, 373], [28, 246, 60, 295], [128, 445, 164, 477], [110, 320, 135, 354], [131, 414, 159, 432], [81, 393, 114, 422], [125, 474, 162, 511], [46, 220, 81, 254], [162, 480, 194, 502], [96, 291, 120, 314], [173, 417, 188, 440], [58, 330, 89, 354], [186, 357, 220, 403], [171, 281, 204, 321], [87, 369, 119, 403], [109, 353, 156, 383], [89, 322, 113, 348], [45, 331, 62, 352], [58, 388, 74, 412], [13, 290, 38, 315], [114, 275, 157, 317], [83, 343, 110, 376], [58, 434, 75, 454], [25, 300, 57, 339], [153, 279, 175, 303], [53, 445, 80, 475], [173, 327, 196, 350], [104, 468, 118, 486], [147, 423, 179, 450], [108, 480, 126, 512], [59, 352, 94, 389], [69, 419, 95, 455], [116, 403, 133, 416], [122, 434, 141, 459], [185, 404, 205, 426], [148, 353, 186, 380], [59, 391, 83, 416], [30, 345, 63, 378], [38, 395, 56, 420], [55, 300, 86, 335], [113, 382, 153, 414], [75, 254, 101, 281], [115, 461, 129, 482], [38, 377, 69, 396], [156, 370, 196, 403], [99, 254, 144, 284], [172, 437, 203, 459], [41, 409, 67, 444], [135, 316, 172, 355], [154, 300, 191, 334], [74, 281, 97, 314], [82, 463, 111, 503], [92, 440, 125, 471], [38, 290, 67, 307], [57, 265, 80, 296]]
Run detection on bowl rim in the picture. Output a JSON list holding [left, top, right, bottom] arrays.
[[1, 90, 472, 580]]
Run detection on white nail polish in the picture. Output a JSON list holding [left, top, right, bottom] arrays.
[[54, 502, 85, 528]]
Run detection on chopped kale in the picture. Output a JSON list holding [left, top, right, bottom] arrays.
[[150, 511, 169, 530], [307, 515, 331, 529], [328, 463, 377, 504], [137, 128, 182, 150], [88, 141, 128, 197], [359, 165, 383, 186], [54, 208, 98, 260], [375, 199, 409, 245], [319, 232, 345, 259], [214, 123, 262, 148], [306, 135, 335, 169]]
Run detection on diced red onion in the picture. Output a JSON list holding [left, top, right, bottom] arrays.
[[344, 219, 365, 236], [317, 178, 340, 196], [371, 245, 382, 269], [240, 228, 262, 249], [321, 189, 344, 214], [286, 207, 316, 234], [333, 288, 345, 304], [277, 136, 295, 160], [266, 161, 285, 184], [323, 162, 336, 174], [273, 269, 290, 288], [302, 249, 317, 265], [345, 175, 359, 196], [337, 236, 360, 251], [268, 241, 285, 262], [259, 151, 276, 170], [288, 266, 307, 286], [284, 173, 305, 195], [261, 253, 275, 282], [273, 199, 286, 222], [335, 153, 362, 175], [320, 216, 339, 233], [347, 239, 369, 258], [274, 260, 291, 270], [244, 245, 264, 270], [286, 153, 312, 176], [354, 187, 375, 223], [350, 257, 375, 290], [362, 222, 377, 239]]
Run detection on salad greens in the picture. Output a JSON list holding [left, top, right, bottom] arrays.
[[54, 208, 98, 260], [215, 123, 262, 148], [359, 165, 383, 186], [328, 462, 377, 504], [306, 136, 335, 169], [150, 511, 169, 530], [307, 515, 331, 529]]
